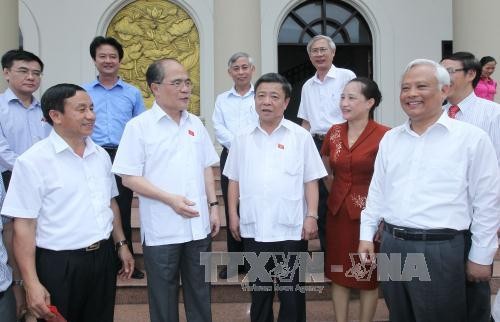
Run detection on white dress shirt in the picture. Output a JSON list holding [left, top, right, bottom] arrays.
[[112, 103, 219, 246], [297, 65, 355, 135], [1, 130, 118, 250], [360, 112, 500, 265], [0, 88, 51, 171], [443, 92, 500, 166], [223, 118, 327, 242], [212, 85, 258, 149]]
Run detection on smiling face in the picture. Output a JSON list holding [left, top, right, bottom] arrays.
[[255, 82, 290, 130], [308, 38, 335, 74], [94, 44, 121, 77], [481, 61, 496, 78], [440, 59, 475, 104], [400, 64, 448, 129], [340, 81, 374, 122], [49, 90, 95, 140], [151, 60, 191, 117], [228, 57, 255, 90], [3, 59, 42, 99]]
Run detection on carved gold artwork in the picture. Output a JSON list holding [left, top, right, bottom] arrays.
[[106, 0, 200, 114]]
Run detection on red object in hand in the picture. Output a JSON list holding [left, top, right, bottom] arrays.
[[46, 305, 67, 322]]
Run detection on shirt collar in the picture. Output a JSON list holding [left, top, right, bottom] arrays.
[[150, 101, 190, 124], [443, 91, 476, 114], [252, 117, 291, 135], [402, 111, 451, 136], [228, 84, 255, 98], [4, 87, 40, 108], [91, 77, 124, 89], [313, 65, 337, 83], [49, 129, 98, 156]]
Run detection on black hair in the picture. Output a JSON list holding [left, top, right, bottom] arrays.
[[480, 56, 496, 67], [89, 36, 124, 61], [145, 58, 181, 89], [41, 84, 86, 125], [1, 49, 44, 71], [347, 77, 382, 120], [442, 51, 481, 87], [254, 73, 292, 99]]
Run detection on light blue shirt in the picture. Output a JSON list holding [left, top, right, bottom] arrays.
[[0, 88, 51, 171], [83, 78, 145, 146]]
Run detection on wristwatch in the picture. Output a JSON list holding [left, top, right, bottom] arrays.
[[115, 239, 128, 251]]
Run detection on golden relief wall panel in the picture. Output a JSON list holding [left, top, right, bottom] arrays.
[[106, 0, 200, 114]]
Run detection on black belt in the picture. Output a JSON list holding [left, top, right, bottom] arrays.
[[384, 222, 464, 241], [37, 239, 109, 254], [312, 133, 326, 141]]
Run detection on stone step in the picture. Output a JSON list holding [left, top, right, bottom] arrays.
[[114, 299, 392, 322]]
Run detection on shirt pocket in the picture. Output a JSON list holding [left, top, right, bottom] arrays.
[[150, 203, 185, 238], [277, 197, 303, 227]]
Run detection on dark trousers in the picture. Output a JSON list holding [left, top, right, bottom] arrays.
[[1, 170, 11, 190], [380, 230, 467, 322], [0, 287, 16, 322], [465, 231, 491, 322], [243, 238, 307, 322], [35, 239, 117, 322], [312, 137, 327, 252], [104, 147, 134, 257], [220, 148, 244, 253], [143, 236, 212, 322]]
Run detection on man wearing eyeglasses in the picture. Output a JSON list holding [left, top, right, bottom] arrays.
[[112, 59, 220, 322], [0, 49, 50, 190], [297, 35, 355, 251], [441, 52, 500, 322], [83, 36, 146, 279]]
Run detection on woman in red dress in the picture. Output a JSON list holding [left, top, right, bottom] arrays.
[[321, 78, 389, 322]]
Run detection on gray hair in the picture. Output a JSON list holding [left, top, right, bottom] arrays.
[[227, 52, 253, 67], [402, 58, 450, 90], [306, 35, 336, 54]]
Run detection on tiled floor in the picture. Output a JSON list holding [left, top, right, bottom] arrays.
[[114, 299, 391, 322]]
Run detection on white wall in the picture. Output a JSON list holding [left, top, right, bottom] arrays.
[[261, 0, 453, 127]]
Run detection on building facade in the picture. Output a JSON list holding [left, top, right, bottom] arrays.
[[1, 0, 499, 137]]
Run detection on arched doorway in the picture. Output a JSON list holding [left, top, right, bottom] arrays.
[[278, 0, 372, 123]]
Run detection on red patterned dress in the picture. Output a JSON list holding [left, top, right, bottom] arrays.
[[320, 120, 389, 289]]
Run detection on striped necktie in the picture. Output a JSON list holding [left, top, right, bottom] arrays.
[[448, 105, 460, 119]]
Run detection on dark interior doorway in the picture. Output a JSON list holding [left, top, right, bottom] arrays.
[[277, 0, 372, 124]]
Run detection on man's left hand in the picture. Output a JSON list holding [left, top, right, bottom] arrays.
[[12, 283, 27, 319], [466, 260, 492, 282], [117, 247, 135, 279], [210, 206, 220, 237], [301, 217, 318, 240]]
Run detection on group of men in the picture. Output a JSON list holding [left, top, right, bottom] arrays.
[[0, 32, 498, 322]]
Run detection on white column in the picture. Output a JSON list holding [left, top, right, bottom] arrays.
[[0, 0, 19, 91]]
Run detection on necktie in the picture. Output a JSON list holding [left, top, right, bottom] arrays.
[[448, 105, 460, 119]]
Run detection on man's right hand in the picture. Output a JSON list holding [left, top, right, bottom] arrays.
[[168, 195, 199, 218], [229, 214, 241, 241], [25, 282, 54, 320]]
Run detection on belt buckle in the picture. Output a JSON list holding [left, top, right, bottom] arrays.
[[85, 241, 100, 252], [392, 227, 406, 240]]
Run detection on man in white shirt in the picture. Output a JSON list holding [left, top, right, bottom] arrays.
[[212, 52, 257, 279], [1, 84, 134, 321], [297, 35, 355, 250], [224, 73, 327, 322], [441, 51, 500, 322], [358, 59, 500, 322], [0, 49, 50, 190], [112, 59, 220, 322]]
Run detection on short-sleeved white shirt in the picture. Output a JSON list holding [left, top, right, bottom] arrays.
[[1, 130, 118, 250], [112, 102, 219, 246], [297, 65, 355, 135], [223, 118, 327, 242]]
